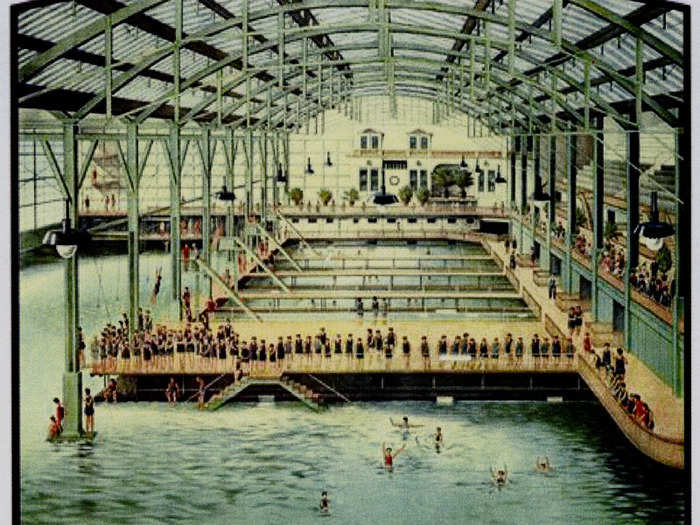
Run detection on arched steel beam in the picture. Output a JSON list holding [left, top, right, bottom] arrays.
[[22, 0, 682, 128]]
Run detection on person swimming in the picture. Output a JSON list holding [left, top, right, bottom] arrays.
[[434, 427, 444, 449], [320, 491, 330, 514], [382, 442, 406, 469], [390, 416, 424, 430], [490, 466, 508, 487], [535, 456, 551, 472]]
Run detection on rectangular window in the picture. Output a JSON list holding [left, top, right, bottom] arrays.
[[308, 218, 317, 224], [420, 170, 428, 188], [387, 218, 396, 224], [368, 218, 378, 224], [409, 136, 417, 150], [407, 218, 417, 224], [360, 136, 368, 149], [478, 172, 485, 192], [427, 218, 437, 224], [370, 169, 379, 191], [371, 136, 379, 149], [292, 218, 300, 224], [353, 218, 360, 224], [409, 170, 418, 190], [447, 217, 457, 224], [359, 169, 368, 191], [420, 136, 429, 150], [488, 170, 496, 192], [326, 218, 334, 223]]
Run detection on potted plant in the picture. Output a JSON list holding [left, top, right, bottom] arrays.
[[416, 187, 430, 206], [431, 165, 456, 198], [655, 243, 672, 274], [603, 220, 621, 249], [318, 189, 333, 206], [398, 185, 413, 206], [454, 170, 474, 199], [290, 187, 304, 207], [343, 188, 359, 207]]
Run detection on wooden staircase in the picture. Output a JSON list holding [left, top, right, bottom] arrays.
[[206, 377, 322, 411]]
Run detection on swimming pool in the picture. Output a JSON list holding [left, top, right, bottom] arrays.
[[18, 251, 685, 524]]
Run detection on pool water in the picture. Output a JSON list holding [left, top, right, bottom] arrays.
[[19, 253, 686, 524]]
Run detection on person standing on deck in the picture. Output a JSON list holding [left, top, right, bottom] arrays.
[[182, 243, 190, 272], [420, 336, 430, 370], [548, 274, 557, 300], [531, 334, 540, 365], [345, 334, 354, 363], [401, 336, 411, 369]]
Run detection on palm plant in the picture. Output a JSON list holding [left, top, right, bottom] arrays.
[[454, 170, 475, 199], [416, 187, 430, 206], [318, 188, 333, 206], [343, 188, 359, 206], [398, 185, 413, 205], [290, 187, 304, 206]]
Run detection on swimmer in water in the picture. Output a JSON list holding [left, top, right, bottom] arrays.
[[320, 491, 330, 514], [490, 466, 509, 487], [382, 442, 406, 468], [434, 427, 444, 449], [535, 456, 551, 472], [390, 416, 424, 430]]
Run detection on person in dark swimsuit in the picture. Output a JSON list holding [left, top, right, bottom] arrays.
[[151, 267, 162, 304], [165, 377, 179, 406], [320, 491, 330, 514], [401, 336, 410, 368], [196, 376, 206, 409], [355, 338, 364, 363], [295, 334, 303, 355], [84, 388, 95, 435], [420, 336, 430, 370]]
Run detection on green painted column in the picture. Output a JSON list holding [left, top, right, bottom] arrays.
[[126, 123, 140, 344], [519, 135, 527, 251], [260, 131, 268, 224], [533, 135, 541, 267], [169, 124, 182, 303], [565, 132, 576, 293], [62, 121, 83, 437], [672, 130, 682, 396], [200, 127, 212, 299], [591, 115, 604, 321], [545, 134, 556, 273], [624, 126, 640, 350], [244, 129, 254, 250]]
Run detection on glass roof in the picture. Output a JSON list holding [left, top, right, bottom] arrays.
[[15, 0, 687, 131]]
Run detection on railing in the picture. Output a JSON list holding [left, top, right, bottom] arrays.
[[90, 350, 578, 376], [577, 354, 683, 469], [521, 288, 542, 320], [544, 314, 565, 341]]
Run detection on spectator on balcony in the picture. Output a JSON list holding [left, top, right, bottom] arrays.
[[479, 338, 489, 359]]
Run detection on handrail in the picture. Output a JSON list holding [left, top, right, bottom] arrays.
[[185, 373, 229, 402], [306, 374, 352, 403], [577, 355, 682, 446]]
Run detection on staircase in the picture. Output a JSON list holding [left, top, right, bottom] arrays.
[[206, 377, 322, 411]]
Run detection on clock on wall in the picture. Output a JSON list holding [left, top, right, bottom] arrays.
[[389, 175, 400, 186]]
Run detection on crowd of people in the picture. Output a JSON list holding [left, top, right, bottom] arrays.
[[90, 314, 577, 376], [586, 339, 655, 431], [629, 261, 675, 308]]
